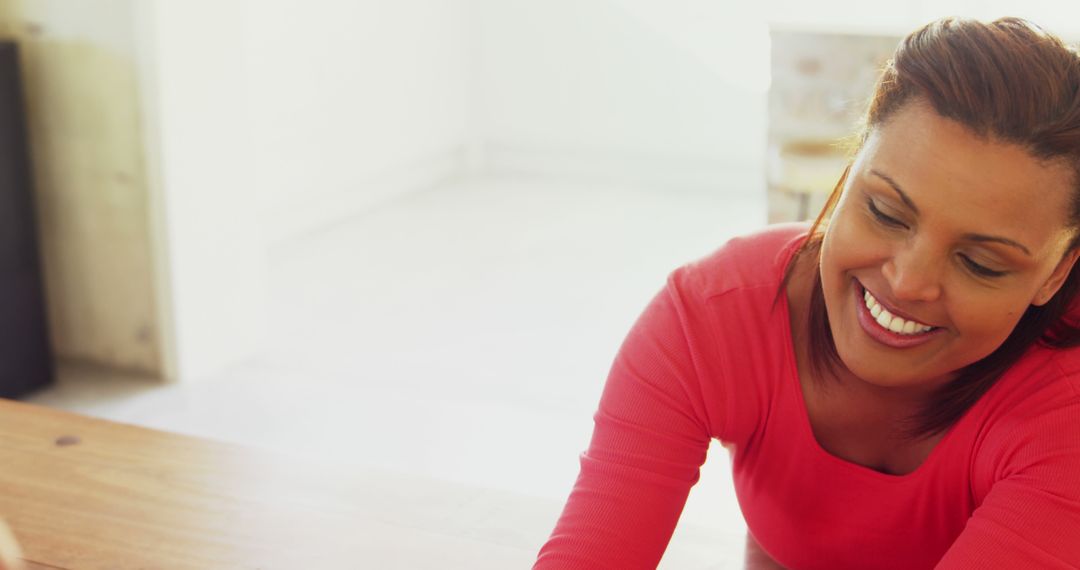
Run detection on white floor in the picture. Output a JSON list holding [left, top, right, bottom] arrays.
[[27, 175, 768, 567]]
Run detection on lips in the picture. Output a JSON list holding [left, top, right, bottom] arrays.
[[863, 289, 934, 334], [853, 279, 944, 349]]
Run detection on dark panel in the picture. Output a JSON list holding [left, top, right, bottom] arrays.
[[0, 42, 54, 398]]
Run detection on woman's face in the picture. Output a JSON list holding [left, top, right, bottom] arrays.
[[819, 101, 1080, 394]]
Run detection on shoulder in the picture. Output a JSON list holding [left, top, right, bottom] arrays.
[[673, 222, 810, 300], [970, 347, 1080, 494], [653, 224, 807, 442], [957, 348, 1080, 564], [977, 347, 1080, 430]]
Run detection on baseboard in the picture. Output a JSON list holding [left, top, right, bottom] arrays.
[[263, 146, 467, 245], [263, 142, 764, 245], [482, 141, 761, 191]]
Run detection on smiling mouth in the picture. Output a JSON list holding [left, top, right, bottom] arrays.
[[861, 287, 936, 335], [853, 280, 943, 348]]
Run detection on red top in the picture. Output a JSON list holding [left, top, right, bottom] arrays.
[[534, 224, 1080, 569]]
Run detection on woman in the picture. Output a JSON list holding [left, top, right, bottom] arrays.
[[534, 17, 1080, 569]]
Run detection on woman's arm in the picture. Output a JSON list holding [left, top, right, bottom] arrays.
[[533, 270, 715, 569], [936, 399, 1080, 568]]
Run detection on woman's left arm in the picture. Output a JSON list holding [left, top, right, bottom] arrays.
[[937, 400, 1080, 569]]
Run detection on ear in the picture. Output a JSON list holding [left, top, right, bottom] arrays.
[[1033, 247, 1080, 306]]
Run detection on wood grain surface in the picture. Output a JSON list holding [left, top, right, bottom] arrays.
[[0, 398, 544, 569]]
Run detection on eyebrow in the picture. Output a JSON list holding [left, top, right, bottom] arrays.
[[869, 168, 1032, 257]]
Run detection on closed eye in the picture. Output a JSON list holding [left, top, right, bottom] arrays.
[[867, 198, 907, 229], [958, 253, 1008, 278]]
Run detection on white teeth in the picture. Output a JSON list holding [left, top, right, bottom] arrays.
[[862, 288, 934, 335], [876, 310, 892, 329], [888, 317, 905, 333]]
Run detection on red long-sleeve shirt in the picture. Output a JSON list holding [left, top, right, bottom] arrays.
[[534, 223, 1080, 569]]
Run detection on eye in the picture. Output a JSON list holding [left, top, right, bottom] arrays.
[[866, 198, 908, 229], [958, 253, 1008, 278]]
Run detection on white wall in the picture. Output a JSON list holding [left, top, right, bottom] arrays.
[[246, 0, 472, 244], [474, 0, 770, 191], [134, 0, 476, 381], [133, 0, 262, 383]]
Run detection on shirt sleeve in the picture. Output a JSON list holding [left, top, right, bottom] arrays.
[[936, 393, 1080, 569], [533, 268, 715, 569]]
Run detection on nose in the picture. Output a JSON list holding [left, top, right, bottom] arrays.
[[882, 242, 943, 303]]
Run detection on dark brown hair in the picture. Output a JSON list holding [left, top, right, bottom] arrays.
[[786, 17, 1080, 440]]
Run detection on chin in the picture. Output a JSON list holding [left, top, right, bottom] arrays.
[[832, 330, 970, 395], [841, 358, 933, 390], [827, 318, 950, 392]]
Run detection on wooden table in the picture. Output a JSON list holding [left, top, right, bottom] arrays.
[[0, 398, 551, 569], [0, 398, 782, 569]]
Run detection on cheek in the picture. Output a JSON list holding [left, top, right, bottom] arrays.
[[821, 219, 885, 281], [951, 296, 1027, 349]]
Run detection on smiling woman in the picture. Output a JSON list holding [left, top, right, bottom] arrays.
[[534, 16, 1080, 570]]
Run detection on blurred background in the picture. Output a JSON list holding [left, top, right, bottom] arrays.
[[2, 0, 1079, 565]]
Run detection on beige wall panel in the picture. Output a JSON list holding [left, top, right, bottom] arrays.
[[0, 0, 162, 376]]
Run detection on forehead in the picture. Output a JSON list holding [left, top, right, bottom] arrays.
[[855, 102, 1075, 255]]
